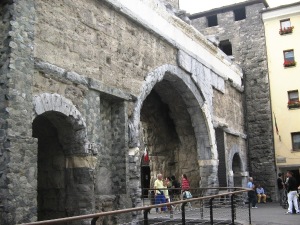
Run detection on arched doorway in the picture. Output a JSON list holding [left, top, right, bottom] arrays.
[[32, 93, 91, 221], [232, 153, 242, 187], [129, 65, 217, 207], [140, 84, 199, 188], [33, 112, 67, 220]]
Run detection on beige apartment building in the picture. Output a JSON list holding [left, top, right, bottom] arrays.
[[263, 2, 300, 183]]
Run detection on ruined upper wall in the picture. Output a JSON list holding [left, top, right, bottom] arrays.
[[34, 0, 243, 97], [105, 0, 243, 86], [34, 0, 177, 97]]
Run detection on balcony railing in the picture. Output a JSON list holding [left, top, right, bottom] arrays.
[[288, 100, 300, 109], [20, 187, 251, 225], [284, 60, 296, 67], [279, 26, 294, 35]]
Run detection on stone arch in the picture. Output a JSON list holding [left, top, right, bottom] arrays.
[[33, 93, 88, 155], [130, 65, 216, 158], [32, 93, 93, 221], [129, 64, 218, 195], [227, 145, 246, 187]]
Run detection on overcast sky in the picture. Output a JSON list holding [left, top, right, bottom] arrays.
[[179, 0, 300, 14]]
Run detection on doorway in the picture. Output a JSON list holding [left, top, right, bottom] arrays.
[[141, 166, 150, 198]]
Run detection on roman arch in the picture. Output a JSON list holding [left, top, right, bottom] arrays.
[[129, 64, 219, 204], [32, 93, 95, 220], [227, 145, 247, 188]]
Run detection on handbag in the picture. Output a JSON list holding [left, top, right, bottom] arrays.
[[183, 191, 193, 199]]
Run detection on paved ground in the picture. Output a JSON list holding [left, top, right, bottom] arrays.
[[251, 202, 300, 225], [146, 202, 300, 225]]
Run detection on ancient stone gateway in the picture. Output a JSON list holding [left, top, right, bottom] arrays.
[[0, 0, 247, 224], [129, 64, 217, 191]]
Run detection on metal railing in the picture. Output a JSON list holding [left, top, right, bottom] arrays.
[[20, 187, 251, 225]]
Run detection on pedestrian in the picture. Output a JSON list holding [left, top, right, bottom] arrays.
[[154, 173, 167, 213], [163, 177, 171, 211], [277, 173, 285, 206], [181, 174, 192, 209], [170, 175, 181, 199], [247, 177, 257, 208], [285, 171, 299, 214], [256, 184, 267, 203], [181, 174, 190, 191]]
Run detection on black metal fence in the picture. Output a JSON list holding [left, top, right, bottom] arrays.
[[20, 187, 251, 225]]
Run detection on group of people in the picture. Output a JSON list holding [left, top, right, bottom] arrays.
[[153, 173, 190, 213], [247, 177, 267, 208], [248, 171, 300, 214], [277, 171, 300, 214]]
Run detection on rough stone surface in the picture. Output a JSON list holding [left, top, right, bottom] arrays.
[[0, 0, 247, 224], [190, 2, 276, 198]]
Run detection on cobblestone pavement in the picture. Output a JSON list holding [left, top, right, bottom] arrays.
[[251, 202, 300, 225]]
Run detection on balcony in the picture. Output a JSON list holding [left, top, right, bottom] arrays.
[[284, 60, 296, 68], [288, 100, 300, 109], [279, 26, 294, 35]]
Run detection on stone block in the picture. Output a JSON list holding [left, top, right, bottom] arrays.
[[177, 50, 192, 73]]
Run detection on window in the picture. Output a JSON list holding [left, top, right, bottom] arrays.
[[219, 40, 232, 56], [288, 90, 300, 109], [281, 19, 291, 29], [279, 19, 294, 35], [234, 7, 246, 21], [283, 50, 296, 67], [292, 132, 300, 151], [207, 15, 218, 27]]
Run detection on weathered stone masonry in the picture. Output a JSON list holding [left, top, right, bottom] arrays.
[[190, 1, 276, 198], [1, 0, 247, 224]]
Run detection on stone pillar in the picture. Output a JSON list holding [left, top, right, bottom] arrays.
[[198, 159, 219, 195], [0, 0, 37, 224]]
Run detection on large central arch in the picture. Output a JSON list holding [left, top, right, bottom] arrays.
[[129, 64, 218, 204]]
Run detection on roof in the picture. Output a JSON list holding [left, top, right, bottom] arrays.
[[262, 1, 300, 13], [189, 0, 269, 19]]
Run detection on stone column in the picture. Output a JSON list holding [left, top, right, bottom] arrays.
[[0, 0, 37, 224]]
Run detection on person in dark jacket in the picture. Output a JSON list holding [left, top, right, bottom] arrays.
[[285, 171, 299, 214], [277, 173, 285, 206]]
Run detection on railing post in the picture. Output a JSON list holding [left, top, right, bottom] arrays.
[[143, 209, 150, 225], [209, 197, 214, 225], [248, 199, 252, 224], [231, 194, 235, 225], [91, 217, 99, 225], [181, 202, 187, 225]]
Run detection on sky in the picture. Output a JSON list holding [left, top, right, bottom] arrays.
[[179, 0, 300, 14]]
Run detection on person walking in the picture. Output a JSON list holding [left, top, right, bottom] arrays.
[[277, 173, 285, 206], [154, 173, 167, 213], [285, 171, 299, 214], [181, 174, 192, 209], [247, 177, 258, 208], [181, 174, 190, 191]]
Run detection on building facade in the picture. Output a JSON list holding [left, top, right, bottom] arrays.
[[0, 0, 247, 224], [189, 0, 277, 198], [262, 2, 300, 184]]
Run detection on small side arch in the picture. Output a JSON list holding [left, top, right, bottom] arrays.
[[228, 145, 247, 187], [33, 93, 88, 155]]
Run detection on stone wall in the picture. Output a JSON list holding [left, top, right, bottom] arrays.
[[162, 0, 179, 10], [0, 1, 11, 218], [191, 2, 276, 197], [213, 81, 247, 187], [1, 0, 248, 223], [0, 0, 38, 224], [34, 0, 177, 99]]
